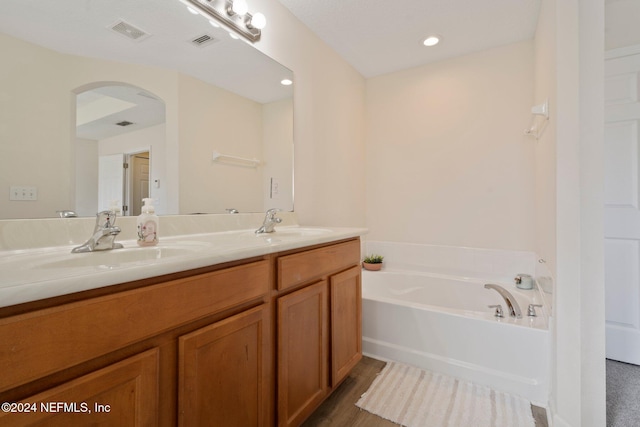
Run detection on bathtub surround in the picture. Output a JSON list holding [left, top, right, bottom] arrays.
[[362, 241, 549, 404], [356, 361, 535, 427], [366, 241, 538, 285]]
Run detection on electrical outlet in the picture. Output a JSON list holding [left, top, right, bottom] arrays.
[[9, 186, 37, 201]]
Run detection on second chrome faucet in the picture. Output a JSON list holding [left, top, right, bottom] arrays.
[[484, 284, 522, 318]]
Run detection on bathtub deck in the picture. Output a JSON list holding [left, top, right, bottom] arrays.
[[304, 356, 549, 427]]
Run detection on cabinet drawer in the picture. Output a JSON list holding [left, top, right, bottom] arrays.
[[277, 240, 360, 291], [0, 260, 270, 392]]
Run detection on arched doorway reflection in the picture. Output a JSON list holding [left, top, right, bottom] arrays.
[[73, 83, 166, 216]]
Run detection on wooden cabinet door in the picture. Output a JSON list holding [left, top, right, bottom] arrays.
[[277, 281, 329, 427], [0, 348, 159, 427], [178, 304, 271, 427], [330, 266, 362, 386]]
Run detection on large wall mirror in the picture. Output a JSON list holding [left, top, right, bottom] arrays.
[[0, 0, 293, 219]]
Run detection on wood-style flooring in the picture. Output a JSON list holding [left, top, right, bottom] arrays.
[[303, 356, 549, 427]]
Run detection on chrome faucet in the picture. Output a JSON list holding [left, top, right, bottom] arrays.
[[56, 210, 78, 218], [484, 284, 522, 318], [72, 210, 124, 253], [255, 208, 282, 234]]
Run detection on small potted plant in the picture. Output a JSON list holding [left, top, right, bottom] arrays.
[[363, 254, 384, 271]]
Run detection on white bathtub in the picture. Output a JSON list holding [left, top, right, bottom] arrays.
[[362, 268, 550, 405]]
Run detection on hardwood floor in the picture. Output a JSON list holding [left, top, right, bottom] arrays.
[[302, 357, 395, 427], [303, 356, 549, 427]]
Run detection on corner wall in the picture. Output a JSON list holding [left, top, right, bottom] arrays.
[[548, 0, 606, 425], [251, 0, 367, 227]]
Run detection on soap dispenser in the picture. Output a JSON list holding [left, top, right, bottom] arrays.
[[137, 198, 159, 246]]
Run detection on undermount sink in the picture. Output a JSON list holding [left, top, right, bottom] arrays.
[[33, 243, 206, 269]]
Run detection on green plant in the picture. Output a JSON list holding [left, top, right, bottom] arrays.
[[363, 254, 384, 264]]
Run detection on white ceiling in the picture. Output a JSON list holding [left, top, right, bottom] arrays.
[[276, 0, 542, 78]]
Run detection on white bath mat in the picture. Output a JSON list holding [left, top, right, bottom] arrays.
[[356, 361, 535, 427]]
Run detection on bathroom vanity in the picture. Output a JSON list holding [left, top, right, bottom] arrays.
[[0, 223, 364, 427]]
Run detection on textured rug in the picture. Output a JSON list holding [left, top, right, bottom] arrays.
[[356, 362, 535, 427]]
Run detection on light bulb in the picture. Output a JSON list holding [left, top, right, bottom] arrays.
[[250, 12, 266, 29], [231, 0, 248, 15], [423, 35, 440, 47]]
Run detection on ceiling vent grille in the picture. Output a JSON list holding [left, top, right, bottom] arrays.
[[116, 121, 135, 127], [190, 34, 219, 48], [109, 20, 150, 42]]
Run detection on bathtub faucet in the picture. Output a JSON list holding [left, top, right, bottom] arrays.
[[484, 284, 522, 318]]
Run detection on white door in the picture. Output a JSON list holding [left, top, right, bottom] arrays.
[[98, 153, 124, 213], [130, 152, 150, 216], [604, 50, 640, 364]]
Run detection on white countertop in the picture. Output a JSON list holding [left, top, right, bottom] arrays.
[[0, 225, 367, 308]]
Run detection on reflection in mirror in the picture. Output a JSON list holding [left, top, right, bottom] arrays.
[[0, 0, 293, 219], [76, 84, 166, 217]]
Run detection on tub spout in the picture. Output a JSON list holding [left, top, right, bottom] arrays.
[[484, 284, 522, 318]]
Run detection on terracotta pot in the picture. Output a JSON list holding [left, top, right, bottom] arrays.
[[362, 262, 382, 271]]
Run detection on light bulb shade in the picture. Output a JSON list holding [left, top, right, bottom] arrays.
[[250, 12, 266, 29], [231, 0, 248, 15]]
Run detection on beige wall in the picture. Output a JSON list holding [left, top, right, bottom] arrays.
[[606, 0, 640, 51], [364, 41, 535, 250]]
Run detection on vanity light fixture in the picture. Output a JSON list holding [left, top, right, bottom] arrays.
[[179, 0, 266, 42], [423, 35, 441, 47]]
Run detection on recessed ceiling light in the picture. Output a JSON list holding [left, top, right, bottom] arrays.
[[423, 35, 440, 47], [229, 32, 239, 40], [187, 6, 199, 15], [209, 20, 220, 28], [280, 79, 293, 86]]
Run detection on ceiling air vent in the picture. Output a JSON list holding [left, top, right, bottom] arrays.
[[190, 34, 219, 48], [115, 121, 135, 127], [109, 20, 151, 42]]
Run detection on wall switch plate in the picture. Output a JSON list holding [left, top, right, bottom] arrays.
[[10, 186, 37, 201], [270, 178, 279, 199]]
